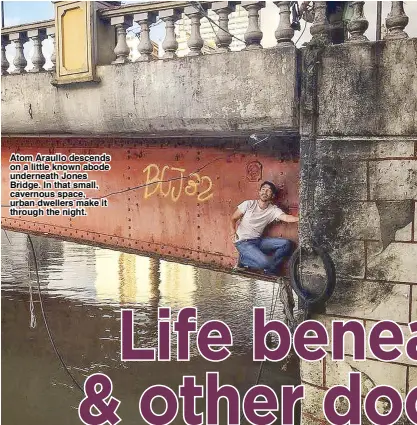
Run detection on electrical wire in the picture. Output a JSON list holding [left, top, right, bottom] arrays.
[[96, 151, 237, 200], [127, 17, 164, 37], [191, 1, 245, 45], [194, 1, 217, 44], [294, 19, 307, 46], [27, 234, 84, 393], [193, 1, 308, 49]]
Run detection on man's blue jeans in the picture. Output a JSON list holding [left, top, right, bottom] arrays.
[[235, 237, 292, 274]]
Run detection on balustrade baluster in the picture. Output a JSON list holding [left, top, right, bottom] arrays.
[[28, 28, 47, 72], [242, 1, 265, 50], [184, 5, 205, 56], [385, 1, 408, 40], [212, 2, 236, 53], [9, 32, 28, 74], [274, 1, 294, 46], [347, 1, 368, 42], [1, 35, 10, 76], [310, 1, 329, 43], [134, 12, 157, 62], [111, 16, 133, 64], [159, 9, 182, 60], [47, 27, 56, 71]]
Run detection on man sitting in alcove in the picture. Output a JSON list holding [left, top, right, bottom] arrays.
[[230, 181, 299, 276]]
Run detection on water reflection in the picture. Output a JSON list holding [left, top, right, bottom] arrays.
[[2, 230, 299, 425]]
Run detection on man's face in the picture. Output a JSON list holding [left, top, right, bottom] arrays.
[[259, 185, 275, 202]]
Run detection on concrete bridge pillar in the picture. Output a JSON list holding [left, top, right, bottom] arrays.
[[298, 15, 417, 421]]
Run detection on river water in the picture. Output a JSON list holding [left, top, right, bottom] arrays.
[[1, 231, 300, 425]]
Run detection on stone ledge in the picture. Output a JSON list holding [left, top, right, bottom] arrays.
[[317, 39, 417, 136], [1, 47, 299, 136], [315, 138, 417, 160]]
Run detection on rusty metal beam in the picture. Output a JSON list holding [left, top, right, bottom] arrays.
[[2, 137, 299, 274]]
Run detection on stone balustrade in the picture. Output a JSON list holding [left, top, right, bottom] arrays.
[[2, 19, 55, 75], [100, 1, 297, 60], [309, 0, 412, 43], [1, 1, 415, 76]]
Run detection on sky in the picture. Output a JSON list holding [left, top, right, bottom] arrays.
[[2, 0, 417, 36], [1, 0, 155, 27], [2, 1, 54, 27]]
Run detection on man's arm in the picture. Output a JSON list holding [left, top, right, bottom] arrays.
[[230, 209, 244, 242], [279, 213, 299, 223]]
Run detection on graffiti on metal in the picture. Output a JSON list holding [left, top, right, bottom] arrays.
[[143, 164, 214, 202]]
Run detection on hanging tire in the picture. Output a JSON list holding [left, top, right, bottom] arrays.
[[289, 245, 336, 306]]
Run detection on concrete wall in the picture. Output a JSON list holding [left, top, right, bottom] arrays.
[[1, 46, 298, 137], [300, 38, 417, 424]]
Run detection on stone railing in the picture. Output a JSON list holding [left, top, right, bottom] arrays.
[[310, 1, 411, 44], [99, 1, 297, 62], [1, 1, 414, 76], [1, 19, 55, 75]]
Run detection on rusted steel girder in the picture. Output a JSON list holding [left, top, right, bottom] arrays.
[[2, 137, 299, 272]]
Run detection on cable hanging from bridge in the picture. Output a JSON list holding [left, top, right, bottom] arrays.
[[27, 234, 84, 394]]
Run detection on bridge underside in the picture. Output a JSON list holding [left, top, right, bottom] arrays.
[[2, 136, 299, 275]]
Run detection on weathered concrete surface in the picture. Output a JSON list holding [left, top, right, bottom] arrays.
[[1, 47, 298, 136], [369, 160, 417, 200], [300, 359, 324, 386], [411, 367, 417, 389], [364, 321, 414, 366], [318, 39, 417, 136], [367, 242, 417, 283], [326, 279, 410, 323], [326, 356, 408, 396], [300, 38, 417, 425]]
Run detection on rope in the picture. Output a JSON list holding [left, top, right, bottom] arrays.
[[27, 234, 84, 393], [28, 274, 37, 328], [1, 230, 36, 326], [3, 229, 11, 244]]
